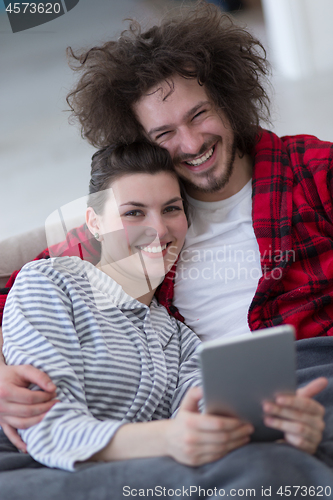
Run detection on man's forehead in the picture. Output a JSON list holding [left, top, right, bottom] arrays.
[[134, 76, 211, 132], [146, 79, 177, 102], [145, 75, 208, 102]]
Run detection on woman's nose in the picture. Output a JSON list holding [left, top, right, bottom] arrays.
[[145, 218, 168, 239]]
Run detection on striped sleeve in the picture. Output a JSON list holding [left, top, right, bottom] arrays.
[[2, 264, 123, 471], [170, 320, 202, 415]]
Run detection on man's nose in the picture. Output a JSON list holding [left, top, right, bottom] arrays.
[[178, 127, 202, 155]]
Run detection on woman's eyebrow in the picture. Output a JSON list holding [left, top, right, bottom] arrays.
[[120, 202, 146, 207], [120, 197, 182, 208], [163, 197, 183, 206]]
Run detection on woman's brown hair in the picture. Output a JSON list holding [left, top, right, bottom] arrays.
[[88, 141, 189, 220]]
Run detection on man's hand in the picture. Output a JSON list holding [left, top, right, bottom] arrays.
[[166, 386, 254, 466], [0, 363, 57, 452], [263, 377, 328, 455]]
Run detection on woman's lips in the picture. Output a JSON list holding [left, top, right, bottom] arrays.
[[135, 241, 171, 258]]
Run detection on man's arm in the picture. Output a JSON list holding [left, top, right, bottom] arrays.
[[0, 325, 57, 452]]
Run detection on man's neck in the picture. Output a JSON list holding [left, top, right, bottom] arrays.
[[186, 152, 253, 202]]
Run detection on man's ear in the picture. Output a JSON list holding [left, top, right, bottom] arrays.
[[86, 207, 102, 241]]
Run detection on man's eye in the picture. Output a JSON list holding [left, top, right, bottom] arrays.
[[155, 131, 171, 141], [193, 110, 205, 120]]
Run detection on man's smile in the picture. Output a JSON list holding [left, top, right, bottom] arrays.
[[180, 143, 218, 173], [185, 145, 215, 167]]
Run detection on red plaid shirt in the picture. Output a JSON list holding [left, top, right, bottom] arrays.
[[1, 130, 333, 339]]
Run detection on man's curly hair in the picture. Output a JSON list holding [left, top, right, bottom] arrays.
[[66, 1, 271, 155]]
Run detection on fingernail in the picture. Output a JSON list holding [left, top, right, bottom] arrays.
[[276, 396, 286, 404]]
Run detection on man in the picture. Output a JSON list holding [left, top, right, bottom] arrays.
[[62, 2, 333, 340], [0, 2, 333, 496]]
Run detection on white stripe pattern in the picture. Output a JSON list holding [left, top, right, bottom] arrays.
[[2, 257, 201, 471]]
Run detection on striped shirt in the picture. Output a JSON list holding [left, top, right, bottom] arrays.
[[2, 257, 201, 471]]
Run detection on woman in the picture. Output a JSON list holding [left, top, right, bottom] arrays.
[[2, 142, 253, 471]]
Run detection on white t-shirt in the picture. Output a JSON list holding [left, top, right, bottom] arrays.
[[174, 180, 262, 341]]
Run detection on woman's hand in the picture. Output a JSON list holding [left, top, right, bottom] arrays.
[[166, 386, 254, 466], [92, 386, 253, 466], [0, 362, 57, 452], [263, 377, 328, 455]]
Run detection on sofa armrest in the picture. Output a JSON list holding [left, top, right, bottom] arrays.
[[0, 227, 47, 288]]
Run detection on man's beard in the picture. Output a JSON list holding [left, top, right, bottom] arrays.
[[176, 137, 237, 195]]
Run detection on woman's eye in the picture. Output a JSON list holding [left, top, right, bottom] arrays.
[[164, 206, 182, 214], [123, 210, 144, 217]]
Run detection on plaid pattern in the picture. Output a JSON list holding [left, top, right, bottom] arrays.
[[247, 130, 333, 338], [1, 130, 333, 339]]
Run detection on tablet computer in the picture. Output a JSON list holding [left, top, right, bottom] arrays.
[[198, 324, 297, 441]]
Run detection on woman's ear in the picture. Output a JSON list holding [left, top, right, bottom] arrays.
[[86, 207, 103, 241]]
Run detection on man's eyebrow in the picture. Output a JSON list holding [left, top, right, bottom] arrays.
[[120, 197, 183, 208], [147, 101, 211, 136]]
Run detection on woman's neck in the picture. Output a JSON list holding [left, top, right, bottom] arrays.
[[95, 261, 157, 306]]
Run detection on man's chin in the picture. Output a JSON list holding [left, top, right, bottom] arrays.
[[182, 175, 231, 195], [181, 151, 236, 195]]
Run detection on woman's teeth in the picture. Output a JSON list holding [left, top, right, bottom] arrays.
[[186, 146, 214, 166], [139, 243, 168, 253]]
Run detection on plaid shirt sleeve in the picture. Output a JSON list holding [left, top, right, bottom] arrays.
[[249, 130, 333, 339], [0, 224, 100, 325]]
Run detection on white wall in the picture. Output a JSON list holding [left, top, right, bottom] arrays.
[[261, 0, 333, 79]]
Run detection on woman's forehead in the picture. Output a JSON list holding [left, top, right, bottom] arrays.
[[110, 172, 181, 203]]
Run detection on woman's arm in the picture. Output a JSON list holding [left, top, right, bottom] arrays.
[[2, 262, 126, 470], [95, 379, 328, 466], [92, 387, 254, 467], [2, 262, 254, 470], [90, 317, 254, 467]]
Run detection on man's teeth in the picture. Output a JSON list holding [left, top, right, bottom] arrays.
[[186, 146, 214, 166], [139, 243, 168, 253]]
